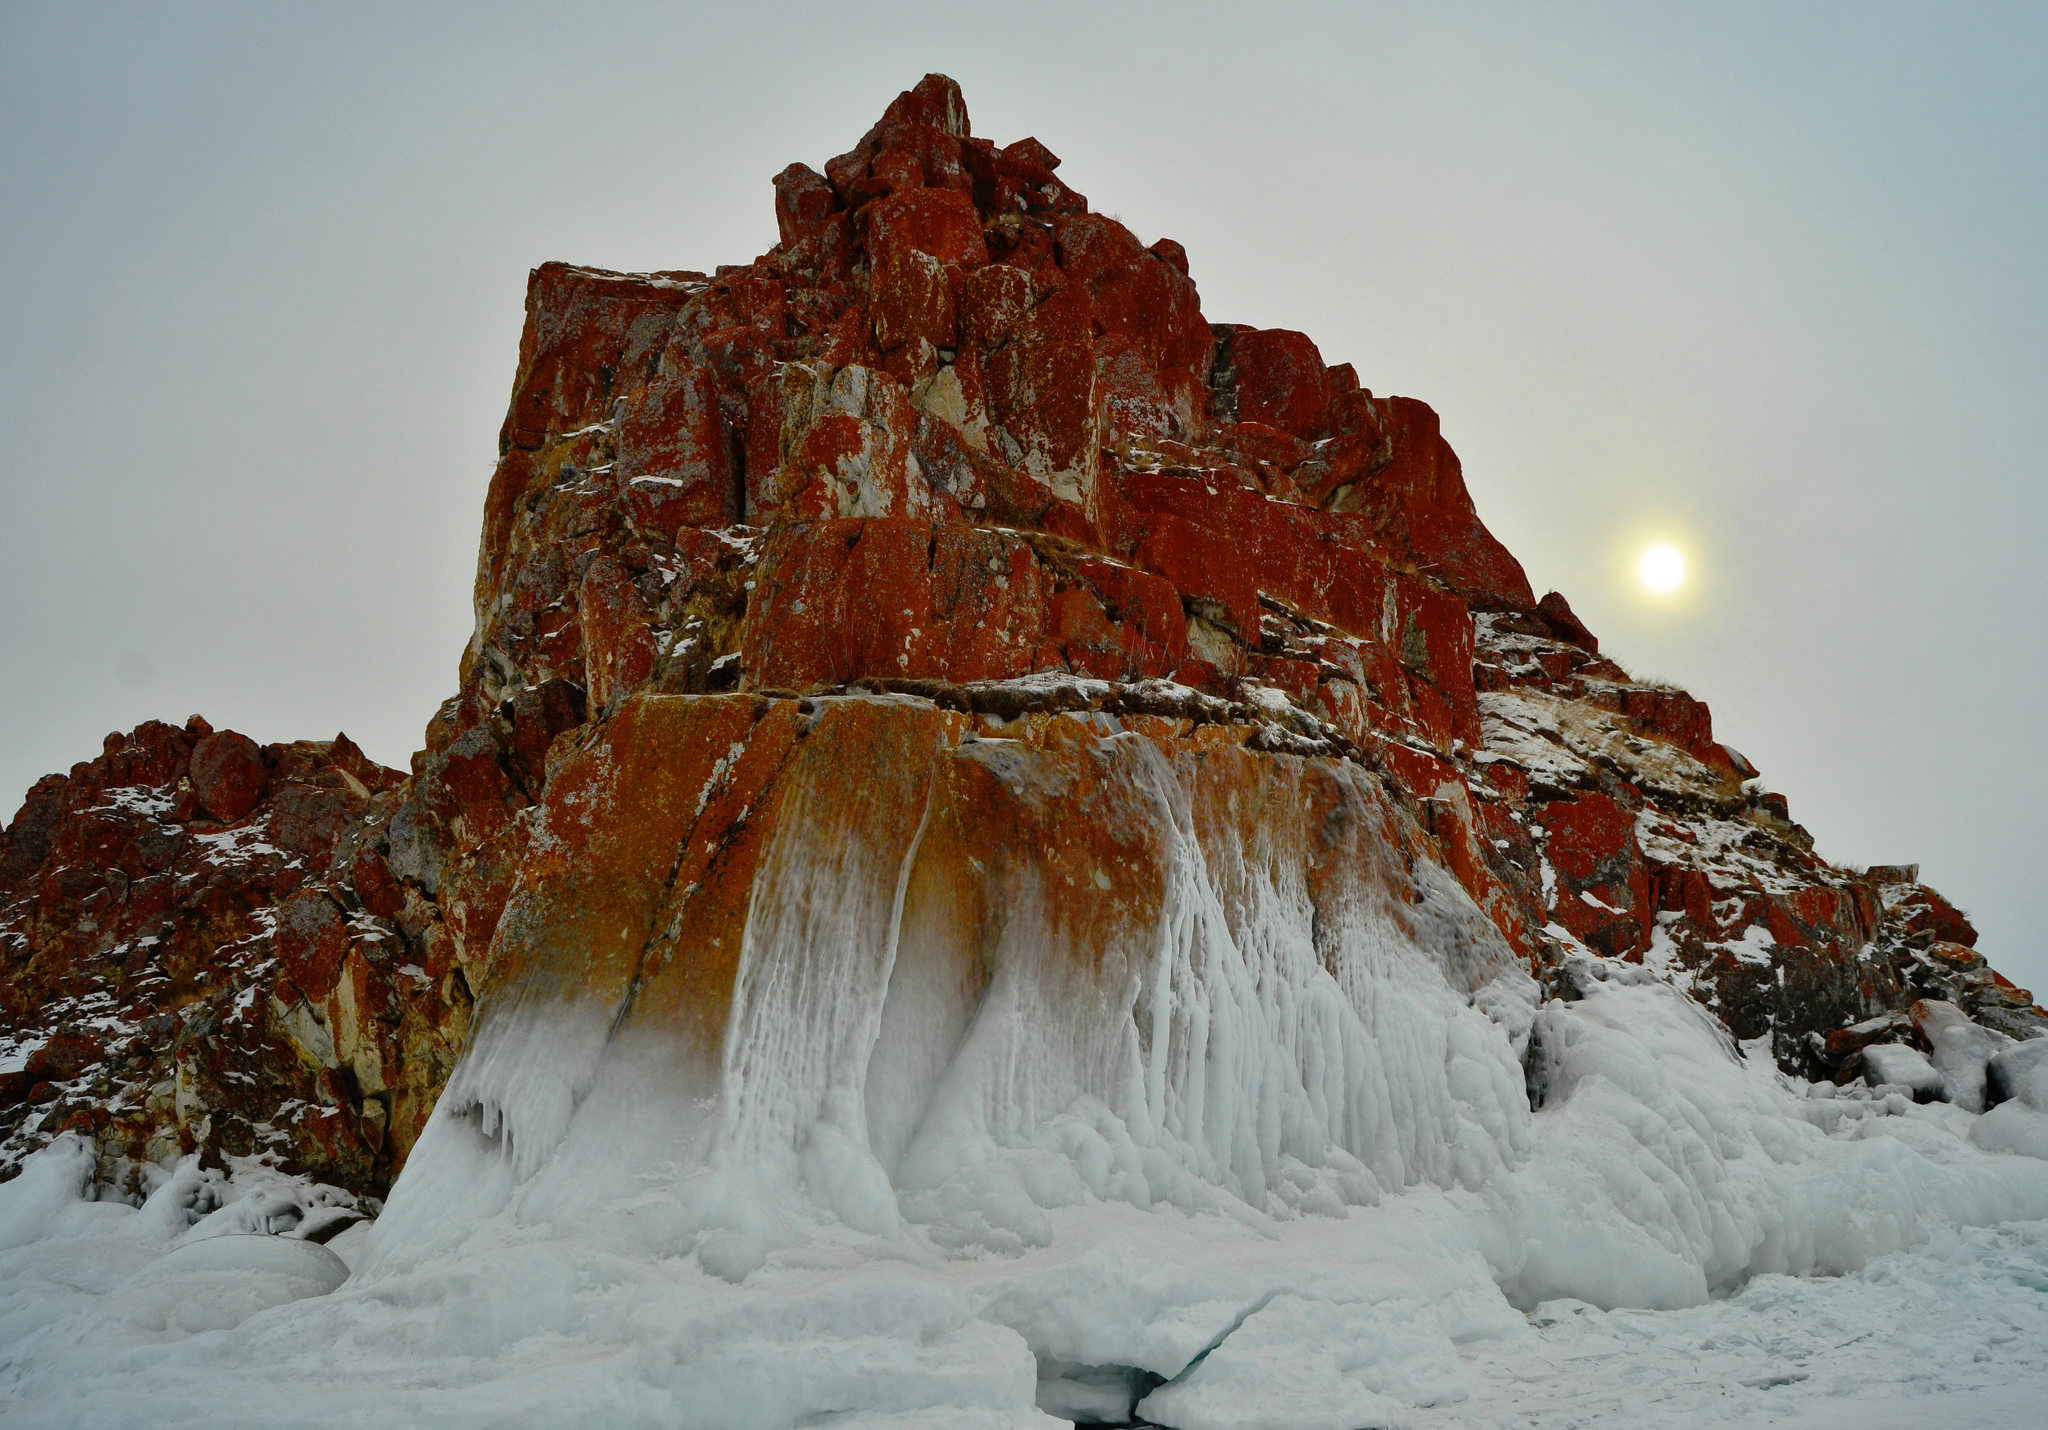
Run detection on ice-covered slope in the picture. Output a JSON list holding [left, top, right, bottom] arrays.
[[3, 909, 2047, 1427]]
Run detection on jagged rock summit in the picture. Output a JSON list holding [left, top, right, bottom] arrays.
[[2, 74, 2047, 1430]]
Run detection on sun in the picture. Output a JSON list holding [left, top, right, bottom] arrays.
[[1638, 543, 1686, 593]]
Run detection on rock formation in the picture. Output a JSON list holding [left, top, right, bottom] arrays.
[[2, 73, 2041, 1208], [0, 719, 452, 1195]]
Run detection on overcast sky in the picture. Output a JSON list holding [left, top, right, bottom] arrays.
[[3, 2, 2043, 994]]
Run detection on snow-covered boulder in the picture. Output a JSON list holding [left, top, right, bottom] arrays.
[[97, 1233, 347, 1337], [1913, 999, 2011, 1112], [1862, 1043, 1946, 1102], [1987, 1037, 2048, 1111]]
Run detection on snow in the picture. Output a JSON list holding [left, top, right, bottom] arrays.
[[1989, 1037, 2048, 1109], [1971, 1102, 2048, 1160], [1865, 1043, 1946, 1102], [0, 1135, 134, 1251], [1918, 999, 2013, 1112], [2, 805, 2046, 1425], [1135, 1286, 1513, 1430], [1412, 1219, 2048, 1428], [187, 820, 286, 867], [92, 785, 178, 820], [96, 1234, 347, 1337]]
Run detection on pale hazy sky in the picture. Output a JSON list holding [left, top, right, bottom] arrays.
[[3, 3, 2044, 993]]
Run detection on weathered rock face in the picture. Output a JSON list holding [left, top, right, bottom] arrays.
[[435, 688, 1521, 1236], [2, 73, 2039, 1195], [0, 718, 468, 1196]]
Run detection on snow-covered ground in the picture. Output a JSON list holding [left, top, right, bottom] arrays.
[[1419, 1220, 2048, 1428], [1, 950, 2044, 1428], [3, 1157, 2043, 1428]]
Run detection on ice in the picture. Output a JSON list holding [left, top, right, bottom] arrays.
[[0, 1134, 134, 1251], [824, 1414, 1066, 1430], [3, 741, 2048, 1427], [4, 982, 2048, 1429], [319, 1217, 371, 1271], [1134, 1285, 1516, 1430], [1971, 1101, 2048, 1160], [1410, 1219, 2048, 1428], [1917, 999, 2012, 1112], [91, 1234, 347, 1337], [1502, 973, 2048, 1311], [183, 1187, 306, 1241], [1864, 1041, 1947, 1102], [1987, 1036, 2048, 1110], [1035, 1360, 1159, 1423], [124, 1157, 227, 1240]]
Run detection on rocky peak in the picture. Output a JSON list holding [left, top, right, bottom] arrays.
[[2, 75, 2039, 1199]]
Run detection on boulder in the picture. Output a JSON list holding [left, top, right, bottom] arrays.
[[188, 730, 266, 822], [1986, 1038, 2048, 1112], [862, 187, 988, 271], [1911, 999, 2008, 1113], [1862, 1042, 1946, 1102], [778, 364, 935, 521], [275, 888, 353, 1004], [613, 353, 737, 532], [1536, 592, 1598, 652], [21, 1029, 104, 1084], [1900, 886, 1979, 947], [0, 773, 69, 893], [1823, 1009, 1914, 1067], [773, 162, 839, 247], [1229, 328, 1332, 440]]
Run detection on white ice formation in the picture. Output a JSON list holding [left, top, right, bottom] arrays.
[[2, 705, 2047, 1427]]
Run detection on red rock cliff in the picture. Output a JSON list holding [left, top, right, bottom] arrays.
[[2, 75, 2039, 1195]]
